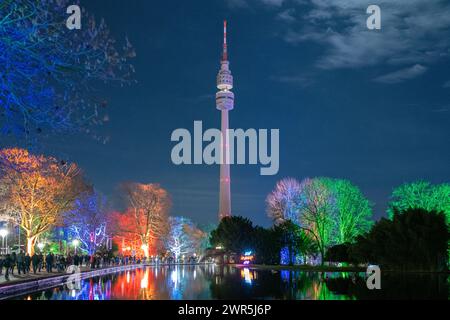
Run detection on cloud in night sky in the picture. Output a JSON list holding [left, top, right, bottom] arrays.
[[276, 8, 296, 23], [230, 0, 450, 83], [373, 64, 428, 84]]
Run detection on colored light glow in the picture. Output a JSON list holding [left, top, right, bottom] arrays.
[[240, 268, 253, 284], [140, 269, 149, 289], [0, 229, 8, 238], [240, 254, 254, 264], [280, 246, 290, 265]]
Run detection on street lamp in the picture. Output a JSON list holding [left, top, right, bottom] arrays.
[[72, 239, 80, 254], [0, 228, 8, 254], [37, 243, 45, 252]]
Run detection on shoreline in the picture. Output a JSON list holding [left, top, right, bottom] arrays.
[[233, 264, 450, 274], [0, 262, 213, 299]]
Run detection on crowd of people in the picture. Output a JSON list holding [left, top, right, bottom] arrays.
[[0, 251, 144, 281]]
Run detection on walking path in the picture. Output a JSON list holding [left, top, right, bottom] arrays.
[[0, 265, 96, 286]]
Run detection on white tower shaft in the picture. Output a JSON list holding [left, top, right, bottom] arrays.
[[216, 20, 234, 220], [219, 109, 231, 220]]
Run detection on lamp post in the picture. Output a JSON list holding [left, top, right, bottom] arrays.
[[72, 239, 80, 255], [37, 243, 45, 252], [0, 228, 8, 254]]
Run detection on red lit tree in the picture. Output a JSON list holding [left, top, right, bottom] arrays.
[[112, 183, 170, 257]]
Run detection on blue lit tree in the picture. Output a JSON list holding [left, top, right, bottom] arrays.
[[0, 0, 135, 139], [65, 192, 110, 255]]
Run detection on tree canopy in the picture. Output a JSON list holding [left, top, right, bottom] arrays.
[[0, 0, 136, 138], [0, 147, 89, 254], [266, 177, 373, 263], [210, 216, 254, 254], [350, 208, 448, 271], [112, 183, 171, 257], [387, 181, 450, 223]]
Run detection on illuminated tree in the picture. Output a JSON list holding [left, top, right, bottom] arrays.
[[0, 148, 89, 254], [0, 0, 135, 138], [115, 183, 170, 258], [350, 208, 448, 272], [266, 177, 373, 264], [165, 216, 206, 261], [272, 221, 317, 266], [266, 178, 302, 225], [388, 181, 450, 265], [388, 181, 450, 222], [323, 178, 373, 244], [296, 178, 336, 264], [65, 192, 110, 255]]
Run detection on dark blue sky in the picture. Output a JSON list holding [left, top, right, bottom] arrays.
[[8, 0, 450, 226]]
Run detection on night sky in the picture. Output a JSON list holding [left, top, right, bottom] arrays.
[[4, 0, 449, 226]]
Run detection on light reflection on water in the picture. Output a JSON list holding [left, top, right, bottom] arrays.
[[11, 265, 449, 300]]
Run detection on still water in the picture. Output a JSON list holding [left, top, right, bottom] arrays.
[[12, 265, 449, 300]]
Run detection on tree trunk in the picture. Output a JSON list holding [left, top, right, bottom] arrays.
[[27, 235, 37, 256], [319, 245, 325, 266], [142, 241, 149, 258]]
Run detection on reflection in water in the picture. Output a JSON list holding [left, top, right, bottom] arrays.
[[241, 268, 255, 284], [14, 265, 448, 300]]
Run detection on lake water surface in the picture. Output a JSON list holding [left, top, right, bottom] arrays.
[[11, 265, 449, 300]]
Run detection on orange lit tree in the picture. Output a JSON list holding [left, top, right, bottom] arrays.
[[114, 183, 171, 258], [0, 148, 89, 255]]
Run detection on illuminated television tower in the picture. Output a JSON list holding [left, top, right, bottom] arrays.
[[216, 20, 234, 220]]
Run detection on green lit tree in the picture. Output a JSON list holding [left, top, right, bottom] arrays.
[[297, 178, 336, 264], [323, 178, 373, 244], [388, 181, 450, 265], [387, 181, 450, 223], [267, 177, 373, 264], [350, 208, 448, 272]]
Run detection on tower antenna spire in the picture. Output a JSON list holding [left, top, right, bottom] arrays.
[[222, 20, 228, 61]]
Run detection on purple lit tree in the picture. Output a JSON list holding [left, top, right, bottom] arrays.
[[266, 177, 302, 225], [0, 0, 136, 139]]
